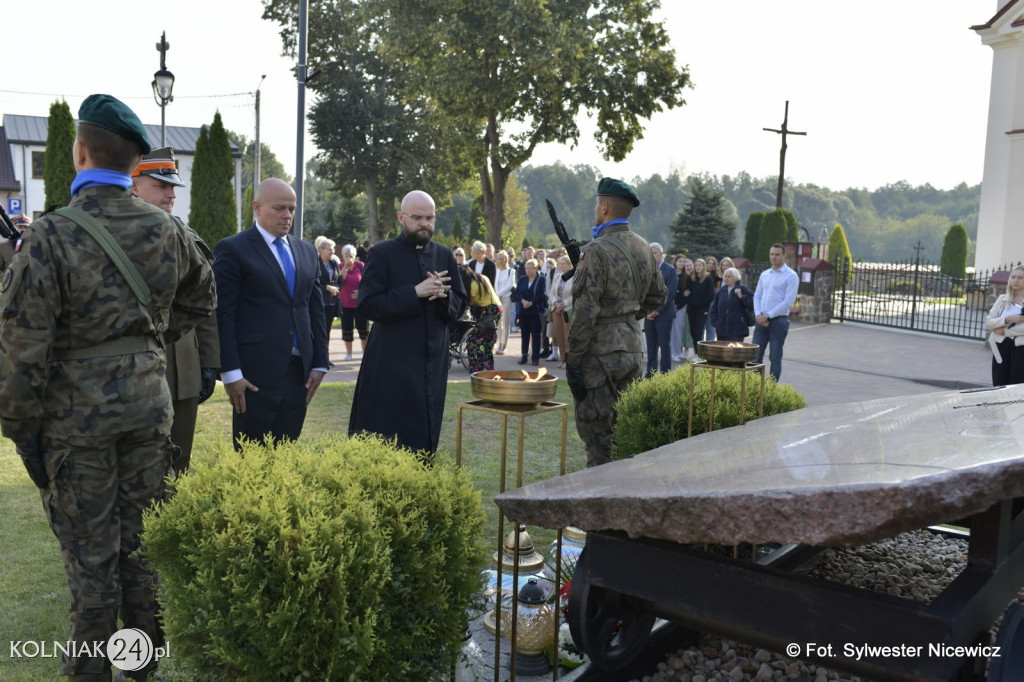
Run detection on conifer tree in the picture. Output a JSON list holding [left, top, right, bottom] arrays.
[[781, 209, 799, 242], [742, 212, 764, 261], [829, 223, 853, 287], [189, 112, 237, 245], [755, 209, 788, 262], [940, 224, 968, 280], [451, 212, 465, 242], [668, 177, 737, 258], [43, 100, 76, 210]]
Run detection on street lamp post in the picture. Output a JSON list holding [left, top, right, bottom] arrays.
[[152, 31, 175, 147]]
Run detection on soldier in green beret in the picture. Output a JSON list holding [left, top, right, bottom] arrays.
[[564, 177, 667, 467], [0, 94, 216, 681]]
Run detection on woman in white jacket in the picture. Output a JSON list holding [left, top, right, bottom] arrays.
[[548, 255, 574, 367], [493, 250, 517, 354], [984, 265, 1024, 386]]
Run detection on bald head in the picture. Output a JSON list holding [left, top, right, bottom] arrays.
[[398, 190, 437, 246], [253, 178, 297, 238]]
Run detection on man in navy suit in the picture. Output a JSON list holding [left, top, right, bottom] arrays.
[[213, 178, 329, 449], [644, 242, 679, 376]]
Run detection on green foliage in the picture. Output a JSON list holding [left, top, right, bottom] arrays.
[[43, 100, 76, 210], [888, 280, 923, 296], [755, 209, 789, 262], [612, 369, 807, 459], [829, 223, 853, 287], [302, 162, 369, 246], [143, 434, 486, 681], [781, 208, 799, 242], [940, 223, 969, 280], [189, 113, 238, 246], [668, 176, 737, 257], [264, 0, 691, 246], [451, 212, 465, 241], [242, 185, 253, 227], [226, 130, 291, 191], [742, 211, 764, 260]]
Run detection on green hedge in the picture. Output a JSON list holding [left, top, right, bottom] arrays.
[[612, 368, 807, 459], [142, 434, 486, 681]]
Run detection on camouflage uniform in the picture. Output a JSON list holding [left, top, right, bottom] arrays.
[[0, 186, 216, 680], [566, 224, 667, 467]]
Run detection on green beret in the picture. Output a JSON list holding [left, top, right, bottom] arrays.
[[78, 94, 151, 155], [597, 177, 639, 207]]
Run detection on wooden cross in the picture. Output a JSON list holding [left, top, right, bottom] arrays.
[[763, 101, 807, 208]]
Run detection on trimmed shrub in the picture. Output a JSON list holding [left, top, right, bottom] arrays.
[[612, 368, 807, 459], [143, 434, 486, 681], [888, 279, 922, 296]]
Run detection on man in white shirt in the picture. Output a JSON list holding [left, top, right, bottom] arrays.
[[752, 243, 799, 381]]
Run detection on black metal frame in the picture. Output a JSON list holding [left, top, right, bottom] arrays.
[[828, 260, 1023, 340], [569, 498, 1024, 682]]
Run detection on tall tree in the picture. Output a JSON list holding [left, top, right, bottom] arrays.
[[43, 100, 76, 210], [502, 173, 530, 250], [371, 0, 690, 246], [742, 211, 764, 261], [781, 208, 799, 242], [263, 0, 477, 242], [668, 177, 737, 258], [189, 112, 237, 245], [940, 223, 969, 280], [756, 209, 789, 262]]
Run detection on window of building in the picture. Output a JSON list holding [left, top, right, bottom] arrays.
[[31, 151, 45, 179]]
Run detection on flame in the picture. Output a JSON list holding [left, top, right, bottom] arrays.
[[727, 342, 744, 348]]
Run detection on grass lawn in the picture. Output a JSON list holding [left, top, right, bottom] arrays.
[[0, 380, 585, 680]]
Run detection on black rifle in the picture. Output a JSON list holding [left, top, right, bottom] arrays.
[[545, 199, 586, 280], [0, 205, 21, 242]]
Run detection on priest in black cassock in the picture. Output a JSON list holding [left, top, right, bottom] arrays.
[[348, 190, 467, 455]]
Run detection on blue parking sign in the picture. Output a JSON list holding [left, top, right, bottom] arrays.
[[7, 198, 22, 216]]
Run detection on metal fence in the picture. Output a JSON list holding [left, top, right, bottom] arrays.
[[828, 259, 1023, 340]]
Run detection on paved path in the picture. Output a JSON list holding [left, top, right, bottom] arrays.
[[323, 320, 995, 407]]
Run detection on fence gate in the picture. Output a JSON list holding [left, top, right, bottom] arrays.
[[829, 259, 1022, 341]]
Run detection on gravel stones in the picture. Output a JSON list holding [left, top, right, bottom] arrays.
[[626, 529, 973, 682]]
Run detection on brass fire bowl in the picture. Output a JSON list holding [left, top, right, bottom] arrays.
[[471, 370, 558, 407], [696, 341, 760, 367]]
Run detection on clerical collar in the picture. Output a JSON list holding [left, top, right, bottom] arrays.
[[592, 218, 629, 240]]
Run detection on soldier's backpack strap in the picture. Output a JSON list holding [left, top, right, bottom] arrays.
[[599, 234, 643, 301], [54, 207, 152, 309]]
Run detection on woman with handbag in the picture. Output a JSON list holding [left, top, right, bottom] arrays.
[[338, 244, 369, 361], [708, 267, 755, 342], [461, 264, 502, 372]]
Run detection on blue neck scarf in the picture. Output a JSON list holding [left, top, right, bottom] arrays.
[[71, 169, 132, 197], [592, 218, 629, 240]]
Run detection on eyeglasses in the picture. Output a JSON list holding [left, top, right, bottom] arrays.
[[402, 212, 437, 224]]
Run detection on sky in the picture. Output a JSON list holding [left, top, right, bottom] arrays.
[[0, 0, 999, 193]]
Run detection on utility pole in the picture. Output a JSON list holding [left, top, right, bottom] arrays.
[[763, 101, 807, 208], [253, 74, 266, 222], [294, 0, 308, 240]]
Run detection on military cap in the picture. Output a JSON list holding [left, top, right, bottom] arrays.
[[133, 147, 185, 187], [78, 94, 152, 155], [597, 177, 639, 207], [11, 215, 31, 227]]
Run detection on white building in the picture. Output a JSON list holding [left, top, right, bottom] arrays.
[[0, 114, 244, 230], [973, 0, 1024, 270]]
